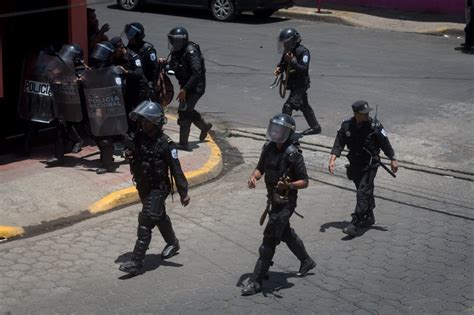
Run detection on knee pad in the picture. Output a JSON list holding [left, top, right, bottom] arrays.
[[281, 227, 298, 244], [259, 239, 276, 261], [137, 225, 152, 240], [282, 103, 293, 115]]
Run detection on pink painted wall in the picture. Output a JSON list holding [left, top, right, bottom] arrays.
[[325, 0, 465, 16]]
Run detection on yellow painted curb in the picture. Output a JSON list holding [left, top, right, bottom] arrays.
[[88, 116, 223, 214], [0, 226, 25, 239]]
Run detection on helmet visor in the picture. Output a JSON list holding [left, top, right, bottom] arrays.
[[125, 24, 141, 40], [277, 37, 294, 54], [90, 43, 114, 61], [266, 119, 293, 143], [168, 34, 187, 52], [58, 45, 82, 63], [129, 100, 167, 126]]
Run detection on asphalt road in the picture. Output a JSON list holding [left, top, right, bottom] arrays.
[[93, 1, 473, 168]]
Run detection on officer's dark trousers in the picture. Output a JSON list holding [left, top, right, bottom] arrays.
[[350, 165, 378, 225], [55, 122, 82, 161], [131, 190, 177, 263], [95, 136, 114, 169], [282, 88, 320, 130], [251, 203, 310, 283], [178, 92, 209, 146]]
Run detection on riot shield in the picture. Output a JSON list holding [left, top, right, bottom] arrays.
[[18, 51, 57, 123], [82, 66, 128, 137], [49, 57, 83, 122]]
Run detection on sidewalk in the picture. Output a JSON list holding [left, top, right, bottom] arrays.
[[0, 115, 222, 240], [275, 2, 465, 36]]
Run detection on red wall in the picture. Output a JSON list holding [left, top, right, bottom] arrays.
[[325, 0, 465, 16]]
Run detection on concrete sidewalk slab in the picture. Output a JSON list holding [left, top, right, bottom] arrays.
[[0, 115, 222, 240], [275, 4, 465, 36]]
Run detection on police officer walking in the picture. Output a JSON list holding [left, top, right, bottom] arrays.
[[328, 101, 398, 236], [164, 26, 212, 150], [241, 114, 316, 296], [275, 28, 322, 136], [119, 100, 190, 275], [124, 23, 159, 86]]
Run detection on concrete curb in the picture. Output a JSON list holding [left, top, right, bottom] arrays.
[[0, 226, 25, 240], [274, 8, 465, 36], [0, 118, 223, 240]]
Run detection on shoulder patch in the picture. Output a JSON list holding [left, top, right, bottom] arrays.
[[171, 148, 178, 159], [302, 54, 309, 63], [135, 59, 142, 67], [150, 53, 156, 61], [381, 128, 388, 137]]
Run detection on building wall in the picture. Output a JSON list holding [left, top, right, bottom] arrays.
[[324, 0, 465, 16]]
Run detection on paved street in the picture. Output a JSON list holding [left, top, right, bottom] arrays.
[[1, 134, 473, 313]]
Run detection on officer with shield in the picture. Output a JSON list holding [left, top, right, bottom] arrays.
[[46, 44, 86, 167], [83, 41, 128, 174], [119, 100, 190, 275], [274, 28, 322, 136], [241, 114, 316, 296], [161, 26, 212, 151]]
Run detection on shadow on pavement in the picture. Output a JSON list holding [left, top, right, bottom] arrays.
[[319, 221, 388, 240], [107, 4, 288, 25], [115, 252, 183, 279]]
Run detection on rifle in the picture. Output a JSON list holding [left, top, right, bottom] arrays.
[[363, 104, 396, 178], [270, 53, 292, 99]]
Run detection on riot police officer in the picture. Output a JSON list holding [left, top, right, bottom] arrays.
[[110, 37, 150, 121], [87, 41, 119, 174], [46, 43, 85, 167], [164, 26, 212, 150], [119, 100, 191, 275], [125, 23, 159, 85], [241, 114, 316, 296], [328, 101, 398, 236], [275, 28, 322, 136]]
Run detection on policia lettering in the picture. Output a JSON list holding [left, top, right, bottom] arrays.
[[119, 101, 190, 275], [242, 114, 316, 296], [329, 101, 399, 237], [166, 26, 212, 150], [275, 28, 322, 136]]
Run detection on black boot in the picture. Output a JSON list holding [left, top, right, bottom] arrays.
[[178, 126, 191, 151], [241, 259, 272, 296], [342, 222, 360, 236], [161, 239, 180, 259], [45, 157, 64, 167], [286, 234, 316, 277], [302, 108, 322, 135], [194, 119, 213, 142], [119, 260, 143, 275]]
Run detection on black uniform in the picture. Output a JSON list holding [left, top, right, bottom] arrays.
[[331, 117, 395, 226], [128, 131, 188, 265], [168, 42, 210, 147], [277, 44, 321, 133], [113, 49, 150, 115], [250, 141, 313, 287], [128, 41, 159, 85], [465, 0, 474, 50]]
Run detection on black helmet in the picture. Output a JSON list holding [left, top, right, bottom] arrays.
[[58, 44, 83, 65], [168, 26, 189, 53], [266, 113, 296, 143], [129, 100, 167, 126], [124, 22, 145, 41], [277, 27, 301, 53], [90, 41, 114, 62]]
